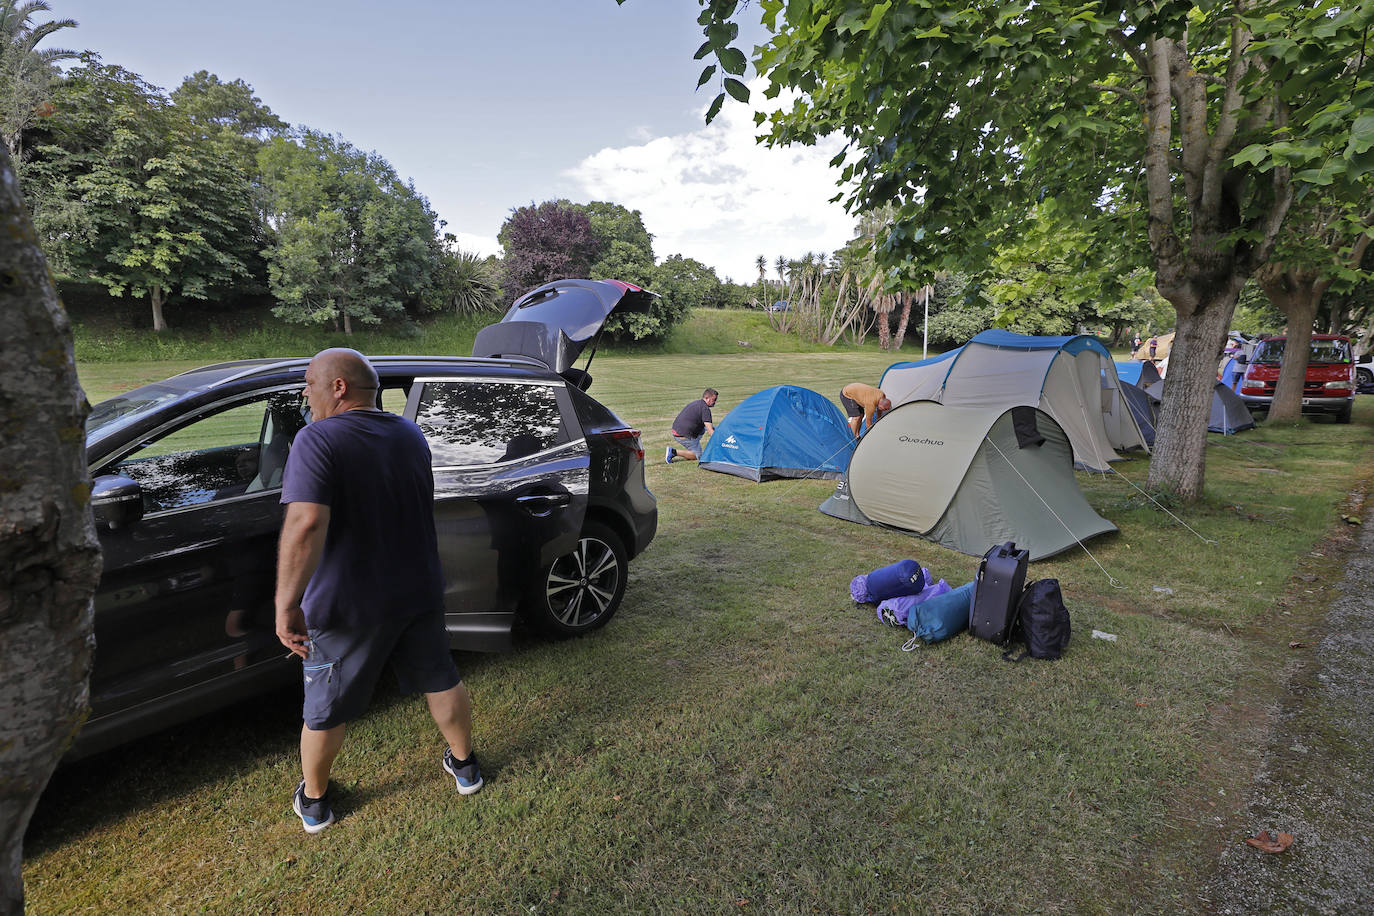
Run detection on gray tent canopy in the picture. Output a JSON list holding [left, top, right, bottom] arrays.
[[1143, 380, 1255, 435], [819, 401, 1117, 560], [880, 331, 1148, 472]]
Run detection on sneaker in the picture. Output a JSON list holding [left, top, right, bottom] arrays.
[[665, 446, 675, 464], [443, 747, 483, 795], [293, 780, 335, 834]]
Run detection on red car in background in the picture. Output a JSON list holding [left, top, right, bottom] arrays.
[[1232, 334, 1354, 423]]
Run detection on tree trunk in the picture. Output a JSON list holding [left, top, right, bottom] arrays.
[[875, 303, 891, 350], [0, 144, 102, 916], [343, 309, 353, 336], [150, 286, 167, 332], [892, 292, 913, 349], [1146, 293, 1237, 500], [1258, 265, 1324, 423]]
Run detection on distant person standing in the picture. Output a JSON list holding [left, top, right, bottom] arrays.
[[666, 388, 718, 463], [276, 348, 481, 834], [840, 382, 892, 439], [1148, 336, 1158, 360]]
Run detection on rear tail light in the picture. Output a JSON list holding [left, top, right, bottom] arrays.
[[606, 428, 644, 461]]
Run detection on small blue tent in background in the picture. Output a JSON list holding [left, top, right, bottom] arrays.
[[700, 385, 855, 481]]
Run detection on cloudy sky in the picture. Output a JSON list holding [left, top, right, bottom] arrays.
[[52, 0, 856, 284]]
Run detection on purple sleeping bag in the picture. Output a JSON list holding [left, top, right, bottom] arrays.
[[875, 576, 951, 627]]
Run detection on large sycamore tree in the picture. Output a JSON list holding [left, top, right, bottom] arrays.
[[670, 0, 1373, 500], [0, 138, 100, 914]]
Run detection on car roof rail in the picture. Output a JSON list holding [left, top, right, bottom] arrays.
[[173, 354, 552, 390]]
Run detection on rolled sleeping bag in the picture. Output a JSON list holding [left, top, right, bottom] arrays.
[[875, 577, 949, 627], [865, 559, 927, 601]]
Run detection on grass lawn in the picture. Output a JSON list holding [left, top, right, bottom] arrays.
[[24, 327, 1374, 914]]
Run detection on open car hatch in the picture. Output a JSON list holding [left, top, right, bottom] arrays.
[[472, 279, 656, 379]]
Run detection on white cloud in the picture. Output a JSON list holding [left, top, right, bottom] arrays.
[[449, 231, 501, 259], [566, 86, 855, 285]]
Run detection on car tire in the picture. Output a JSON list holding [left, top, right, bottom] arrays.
[[526, 520, 628, 637], [1357, 367, 1373, 394], [1336, 404, 1353, 424]]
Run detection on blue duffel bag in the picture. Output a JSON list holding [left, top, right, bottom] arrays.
[[907, 580, 975, 644]]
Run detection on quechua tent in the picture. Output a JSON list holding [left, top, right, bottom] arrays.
[[880, 331, 1148, 471], [700, 385, 855, 481], [819, 401, 1117, 560]]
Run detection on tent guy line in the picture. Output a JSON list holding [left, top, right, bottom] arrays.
[[1105, 465, 1219, 547], [983, 434, 1123, 588]]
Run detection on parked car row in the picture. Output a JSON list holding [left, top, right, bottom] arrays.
[[77, 280, 659, 759]]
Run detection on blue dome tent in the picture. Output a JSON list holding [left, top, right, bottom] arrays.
[[700, 385, 856, 482]]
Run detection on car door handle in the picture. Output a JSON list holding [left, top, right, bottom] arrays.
[[515, 493, 571, 518]]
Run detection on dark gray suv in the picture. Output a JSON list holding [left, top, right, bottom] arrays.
[[77, 280, 657, 758]]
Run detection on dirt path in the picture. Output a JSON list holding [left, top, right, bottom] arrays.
[[1203, 516, 1374, 914]]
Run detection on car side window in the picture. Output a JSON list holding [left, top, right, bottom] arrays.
[[414, 380, 568, 467], [106, 391, 305, 512]]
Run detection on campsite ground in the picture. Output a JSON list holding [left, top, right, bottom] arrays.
[[24, 326, 1374, 913], [1204, 508, 1374, 914]]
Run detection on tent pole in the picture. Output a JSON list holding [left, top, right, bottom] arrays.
[[922, 284, 930, 359]]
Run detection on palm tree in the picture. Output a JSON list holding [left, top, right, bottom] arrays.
[[755, 253, 767, 305], [438, 240, 502, 314], [775, 255, 787, 287], [0, 1, 78, 159]]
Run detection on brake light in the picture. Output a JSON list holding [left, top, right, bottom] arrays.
[[607, 428, 644, 461]]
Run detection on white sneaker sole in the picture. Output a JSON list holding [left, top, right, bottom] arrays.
[[443, 759, 484, 795], [293, 794, 335, 834]]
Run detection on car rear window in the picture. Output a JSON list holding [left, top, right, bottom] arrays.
[[414, 379, 569, 466]]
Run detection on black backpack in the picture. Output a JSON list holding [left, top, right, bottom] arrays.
[[1002, 578, 1071, 662]]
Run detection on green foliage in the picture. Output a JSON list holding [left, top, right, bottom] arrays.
[[926, 271, 993, 348], [258, 129, 444, 332], [1232, 281, 1287, 336], [648, 254, 720, 334], [983, 203, 1162, 337], [24, 56, 257, 330], [170, 70, 286, 175]]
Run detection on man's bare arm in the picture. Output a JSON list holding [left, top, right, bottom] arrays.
[[275, 501, 330, 658]]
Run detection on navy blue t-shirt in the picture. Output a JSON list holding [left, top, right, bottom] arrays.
[[672, 398, 713, 438], [281, 409, 444, 630]]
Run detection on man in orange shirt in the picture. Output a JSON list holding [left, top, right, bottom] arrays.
[[839, 382, 891, 439]]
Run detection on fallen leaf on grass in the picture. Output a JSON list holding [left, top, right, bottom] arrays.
[[1289, 641, 1309, 649], [1244, 830, 1294, 853]]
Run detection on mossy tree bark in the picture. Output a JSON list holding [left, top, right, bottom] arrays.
[[0, 141, 101, 916]]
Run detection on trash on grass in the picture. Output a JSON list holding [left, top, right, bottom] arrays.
[[1152, 586, 1174, 596], [1244, 830, 1293, 854], [1091, 629, 1118, 642]]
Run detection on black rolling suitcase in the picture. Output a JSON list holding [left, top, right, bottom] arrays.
[[969, 541, 1030, 645]]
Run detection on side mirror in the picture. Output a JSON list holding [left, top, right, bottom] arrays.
[[92, 474, 144, 529]]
